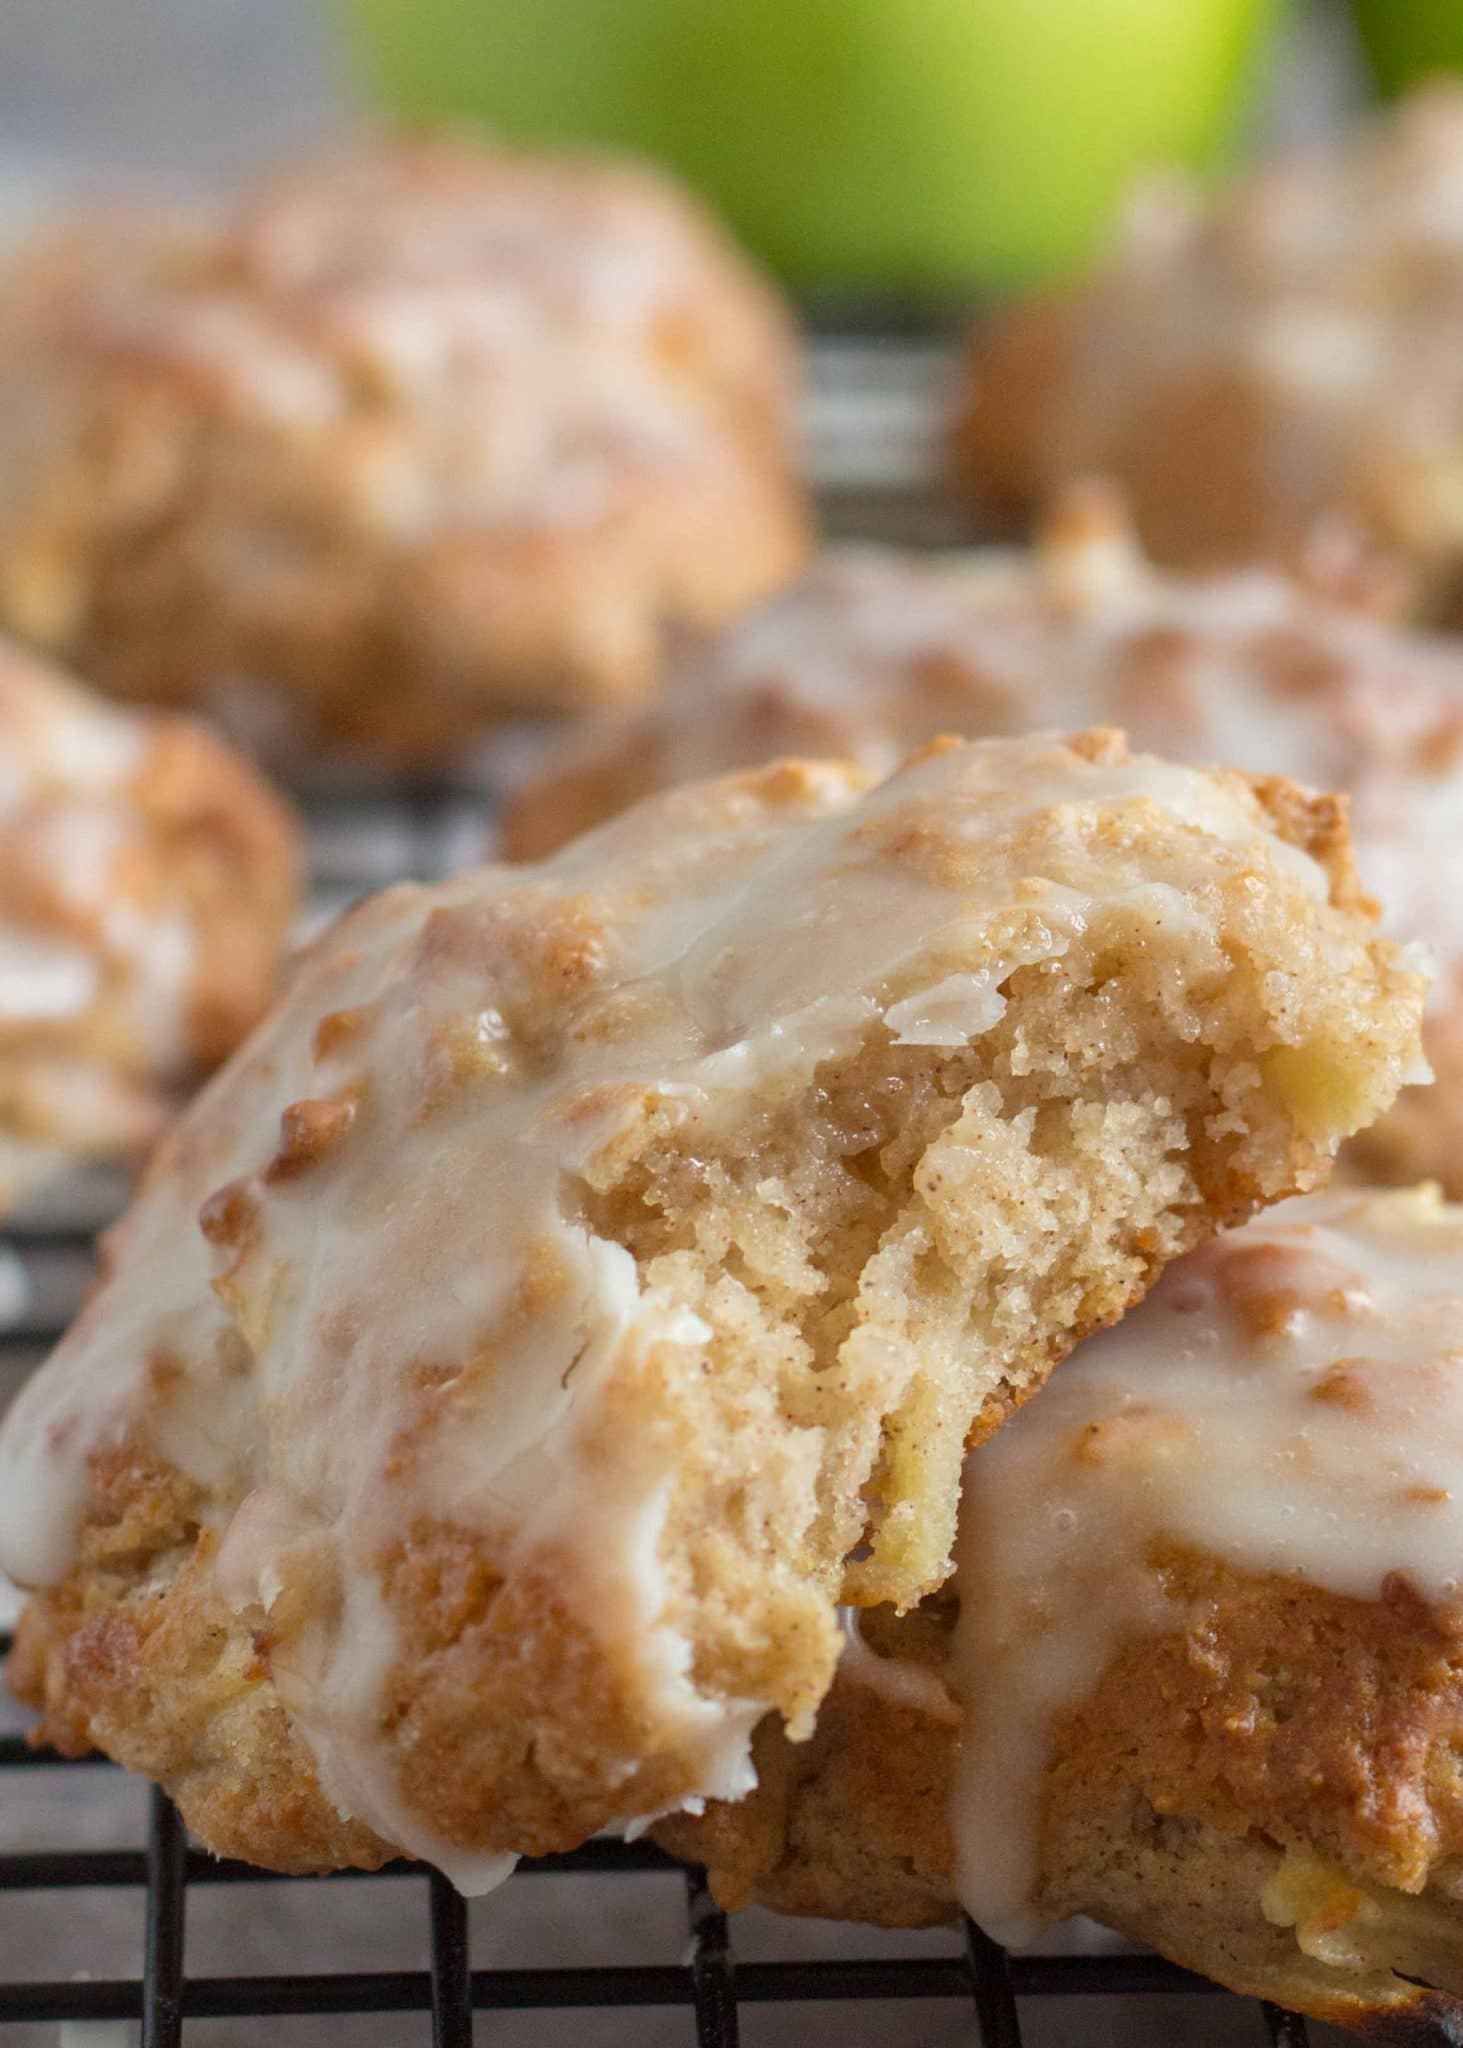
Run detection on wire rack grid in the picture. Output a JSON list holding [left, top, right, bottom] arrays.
[[0, 333, 1344, 2046]]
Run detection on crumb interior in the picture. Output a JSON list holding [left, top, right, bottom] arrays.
[[573, 923, 1366, 1737]]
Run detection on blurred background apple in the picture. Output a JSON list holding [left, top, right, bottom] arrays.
[[341, 0, 1281, 292], [1351, 0, 1463, 96]]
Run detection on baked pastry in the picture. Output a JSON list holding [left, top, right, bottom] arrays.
[[0, 731, 1422, 1880], [0, 136, 809, 762], [954, 88, 1463, 622], [503, 492, 1463, 1193], [0, 636, 299, 1210], [659, 1185, 1463, 2038]]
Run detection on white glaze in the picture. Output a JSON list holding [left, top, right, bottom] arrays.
[[0, 731, 1342, 1874], [0, 643, 203, 1198], [837, 1608, 960, 1724], [951, 1184, 1463, 1946], [0, 927, 99, 1022], [542, 510, 1463, 995]]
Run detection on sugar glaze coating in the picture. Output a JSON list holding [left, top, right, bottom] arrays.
[[0, 636, 298, 1206], [504, 494, 1463, 1192], [0, 732, 1422, 1881], [953, 1184, 1463, 1945]]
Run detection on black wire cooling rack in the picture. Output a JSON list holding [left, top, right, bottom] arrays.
[[0, 1751, 1322, 2045], [0, 1733, 1330, 2048], [0, 336, 1337, 2045]]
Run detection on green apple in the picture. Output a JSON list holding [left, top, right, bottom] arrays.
[[1352, 0, 1463, 96], [339, 0, 1279, 290]]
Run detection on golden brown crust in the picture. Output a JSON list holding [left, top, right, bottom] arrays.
[[1049, 1561, 1463, 1899], [0, 735, 1423, 1876], [657, 1568, 1463, 2034], [660, 1179, 1463, 2035], [0, 135, 810, 761], [9, 1450, 392, 1874], [656, 1601, 959, 1927]]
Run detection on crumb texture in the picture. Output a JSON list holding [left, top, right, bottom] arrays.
[[0, 733, 1421, 1877], [664, 1188, 1463, 2039], [504, 497, 1463, 1190]]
